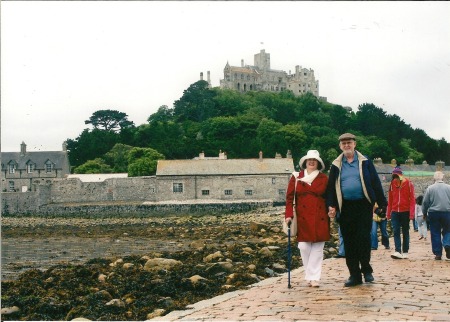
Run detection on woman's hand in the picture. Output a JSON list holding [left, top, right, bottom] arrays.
[[285, 217, 292, 224], [328, 207, 336, 218]]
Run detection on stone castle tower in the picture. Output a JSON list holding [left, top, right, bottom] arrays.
[[219, 49, 319, 97]]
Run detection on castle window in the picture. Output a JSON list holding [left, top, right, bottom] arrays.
[[8, 164, 15, 174], [272, 178, 276, 184], [202, 190, 210, 196], [247, 75, 250, 80], [224, 189, 233, 195], [279, 189, 286, 195], [173, 183, 183, 193], [9, 181, 15, 191], [245, 189, 253, 196], [241, 74, 244, 80]]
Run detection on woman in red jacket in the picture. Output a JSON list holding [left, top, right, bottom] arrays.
[[387, 167, 416, 259], [285, 150, 330, 287]]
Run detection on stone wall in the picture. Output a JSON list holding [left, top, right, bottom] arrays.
[[2, 171, 449, 216]]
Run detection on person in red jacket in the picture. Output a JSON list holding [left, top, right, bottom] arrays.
[[285, 150, 330, 287], [387, 167, 416, 259]]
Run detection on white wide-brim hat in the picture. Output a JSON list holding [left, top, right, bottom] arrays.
[[299, 150, 325, 170]]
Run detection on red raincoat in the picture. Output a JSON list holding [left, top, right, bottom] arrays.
[[285, 171, 330, 242]]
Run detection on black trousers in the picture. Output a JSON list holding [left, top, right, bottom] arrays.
[[340, 199, 373, 278]]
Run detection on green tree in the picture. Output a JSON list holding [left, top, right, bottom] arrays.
[[127, 147, 165, 177], [173, 80, 217, 122], [104, 143, 135, 173], [74, 158, 113, 174], [147, 105, 175, 123], [85, 109, 134, 131], [66, 129, 119, 169]]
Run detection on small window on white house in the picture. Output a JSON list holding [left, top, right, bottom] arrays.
[[224, 189, 233, 195], [27, 163, 35, 173], [173, 183, 183, 193], [202, 190, 210, 196], [45, 162, 53, 172], [245, 189, 253, 196], [9, 164, 15, 174]]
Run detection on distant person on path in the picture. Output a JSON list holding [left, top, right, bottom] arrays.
[[371, 203, 390, 250], [422, 171, 450, 260], [333, 223, 346, 258], [326, 133, 387, 287], [415, 195, 427, 241], [387, 167, 416, 259], [285, 150, 330, 287]]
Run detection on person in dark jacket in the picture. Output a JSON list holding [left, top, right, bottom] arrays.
[[285, 150, 329, 287], [326, 133, 387, 287]]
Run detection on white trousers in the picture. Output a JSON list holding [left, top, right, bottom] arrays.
[[298, 241, 325, 281]]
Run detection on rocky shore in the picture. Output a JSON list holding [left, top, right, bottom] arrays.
[[1, 206, 340, 321]]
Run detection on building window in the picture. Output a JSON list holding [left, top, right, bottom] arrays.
[[279, 189, 286, 195], [9, 181, 15, 192], [27, 163, 35, 173], [245, 189, 253, 196], [45, 162, 53, 172], [173, 183, 183, 193], [224, 189, 233, 195], [272, 178, 276, 184], [202, 190, 210, 196], [8, 164, 15, 174]]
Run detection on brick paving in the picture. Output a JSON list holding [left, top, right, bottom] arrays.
[[153, 227, 450, 321]]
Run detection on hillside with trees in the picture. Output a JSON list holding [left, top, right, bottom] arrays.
[[66, 81, 450, 175]]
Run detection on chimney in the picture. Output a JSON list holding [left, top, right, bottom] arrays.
[[200, 72, 204, 81], [20, 141, 27, 156], [207, 71, 211, 87], [62, 141, 68, 151], [199, 151, 205, 159], [241, 59, 244, 67], [259, 151, 263, 161], [286, 150, 292, 159]]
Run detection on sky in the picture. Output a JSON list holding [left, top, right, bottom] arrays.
[[2, 1, 450, 153]]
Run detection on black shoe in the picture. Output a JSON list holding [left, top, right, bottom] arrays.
[[344, 276, 362, 287], [371, 247, 377, 250], [364, 273, 374, 283], [445, 246, 450, 259], [333, 254, 345, 258], [435, 255, 442, 260]]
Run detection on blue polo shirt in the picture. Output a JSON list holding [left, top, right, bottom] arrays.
[[341, 152, 364, 200]]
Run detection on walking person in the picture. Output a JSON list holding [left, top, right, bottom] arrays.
[[371, 204, 390, 250], [333, 223, 346, 258], [415, 195, 427, 241], [387, 167, 416, 259], [285, 150, 330, 287], [422, 171, 450, 260], [326, 133, 387, 287]]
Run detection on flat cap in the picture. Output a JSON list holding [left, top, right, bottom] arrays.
[[338, 133, 356, 141]]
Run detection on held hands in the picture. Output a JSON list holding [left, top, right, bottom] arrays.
[[328, 207, 336, 218]]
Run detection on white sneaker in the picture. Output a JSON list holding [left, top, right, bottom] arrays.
[[391, 251, 403, 259], [402, 253, 409, 259]]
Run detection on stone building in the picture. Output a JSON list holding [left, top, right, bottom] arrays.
[[1, 141, 70, 192], [155, 151, 294, 203], [219, 49, 320, 97]]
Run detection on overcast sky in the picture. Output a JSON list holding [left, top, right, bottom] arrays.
[[2, 1, 450, 153]]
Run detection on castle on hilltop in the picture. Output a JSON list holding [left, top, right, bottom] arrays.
[[219, 49, 320, 98]]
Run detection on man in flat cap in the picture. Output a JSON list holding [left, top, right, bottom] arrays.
[[326, 133, 387, 287]]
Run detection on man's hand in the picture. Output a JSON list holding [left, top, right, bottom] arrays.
[[328, 207, 336, 218]]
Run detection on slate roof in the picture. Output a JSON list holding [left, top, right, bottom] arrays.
[[1, 151, 70, 172], [156, 158, 295, 176]]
